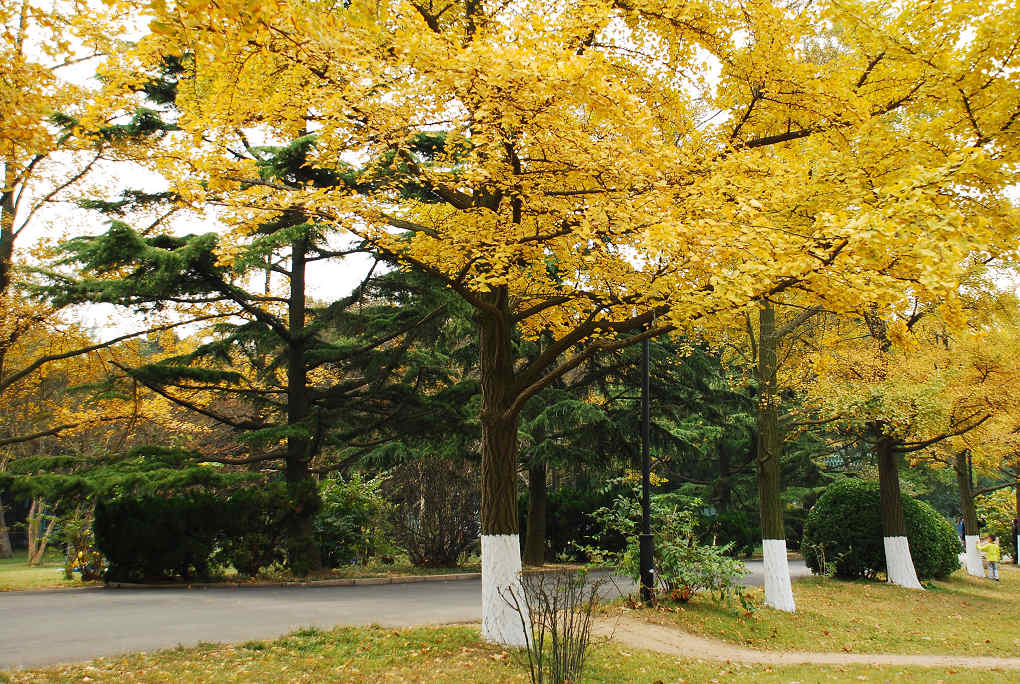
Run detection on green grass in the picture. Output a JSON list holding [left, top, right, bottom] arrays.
[[0, 550, 482, 590], [613, 564, 1020, 657], [1, 624, 1010, 683], [0, 552, 94, 592]]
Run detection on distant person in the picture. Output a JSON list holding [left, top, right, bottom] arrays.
[[977, 535, 1001, 581], [956, 516, 965, 546]]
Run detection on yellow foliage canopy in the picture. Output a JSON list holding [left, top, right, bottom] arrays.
[[106, 0, 1020, 334]]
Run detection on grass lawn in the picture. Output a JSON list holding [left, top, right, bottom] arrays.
[[1, 624, 1010, 683], [0, 550, 482, 590], [613, 564, 1020, 657], [0, 553, 95, 592]]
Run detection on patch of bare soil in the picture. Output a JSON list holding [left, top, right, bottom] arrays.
[[593, 617, 1020, 670]]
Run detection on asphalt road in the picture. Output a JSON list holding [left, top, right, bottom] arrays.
[[0, 559, 809, 670]]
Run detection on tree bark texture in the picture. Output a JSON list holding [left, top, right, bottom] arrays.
[[284, 235, 320, 574], [523, 459, 547, 565], [1, 178, 15, 295], [954, 451, 979, 535], [876, 433, 922, 588], [26, 498, 58, 566], [876, 435, 907, 538], [755, 303, 795, 611], [476, 288, 529, 646], [0, 493, 13, 558], [756, 303, 784, 541], [478, 289, 520, 537]]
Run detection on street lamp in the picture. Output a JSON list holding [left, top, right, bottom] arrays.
[[639, 327, 654, 605]]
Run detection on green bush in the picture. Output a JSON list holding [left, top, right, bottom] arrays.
[[904, 495, 961, 579], [626, 504, 746, 602], [582, 489, 746, 602], [214, 483, 293, 577], [95, 493, 222, 582], [314, 473, 393, 567], [802, 479, 960, 580], [95, 481, 319, 582]]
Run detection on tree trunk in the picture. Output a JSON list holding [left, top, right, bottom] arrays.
[[954, 451, 983, 576], [284, 235, 321, 575], [26, 498, 58, 566], [478, 289, 528, 646], [1, 179, 16, 295], [0, 493, 13, 558], [523, 459, 547, 566], [876, 434, 922, 588], [755, 302, 795, 611]]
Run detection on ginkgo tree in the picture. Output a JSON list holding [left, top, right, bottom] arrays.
[[100, 0, 1020, 641], [711, 296, 825, 611], [803, 278, 1020, 586], [902, 286, 1020, 577]]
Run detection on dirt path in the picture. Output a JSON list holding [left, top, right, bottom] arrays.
[[593, 617, 1020, 670]]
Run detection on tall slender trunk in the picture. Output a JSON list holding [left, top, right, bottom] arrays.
[[478, 288, 528, 646], [954, 450, 983, 575], [284, 235, 320, 575], [0, 493, 13, 558], [756, 302, 795, 611], [523, 459, 547, 565], [1, 178, 16, 296], [875, 433, 922, 588], [864, 308, 923, 589]]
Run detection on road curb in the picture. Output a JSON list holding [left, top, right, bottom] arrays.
[[103, 572, 482, 590]]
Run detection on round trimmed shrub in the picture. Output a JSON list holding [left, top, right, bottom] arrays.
[[802, 479, 960, 580]]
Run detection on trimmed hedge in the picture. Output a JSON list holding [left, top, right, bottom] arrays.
[[95, 482, 315, 582], [94, 493, 222, 582], [802, 478, 960, 580]]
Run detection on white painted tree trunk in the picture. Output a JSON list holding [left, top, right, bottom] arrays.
[[883, 536, 923, 589], [762, 538, 796, 612], [481, 534, 530, 647], [964, 535, 984, 576]]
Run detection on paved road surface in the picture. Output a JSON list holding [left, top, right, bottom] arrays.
[[0, 559, 809, 670]]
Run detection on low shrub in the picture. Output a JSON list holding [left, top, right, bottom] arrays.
[[215, 483, 292, 577], [581, 488, 746, 603], [315, 473, 394, 567], [95, 493, 222, 582], [95, 481, 318, 582], [384, 456, 480, 567], [802, 478, 960, 580]]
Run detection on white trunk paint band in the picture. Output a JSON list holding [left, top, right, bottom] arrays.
[[481, 534, 530, 647], [762, 538, 796, 612], [883, 536, 923, 589], [964, 534, 984, 577]]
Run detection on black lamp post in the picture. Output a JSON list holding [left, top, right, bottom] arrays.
[[639, 330, 654, 605]]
